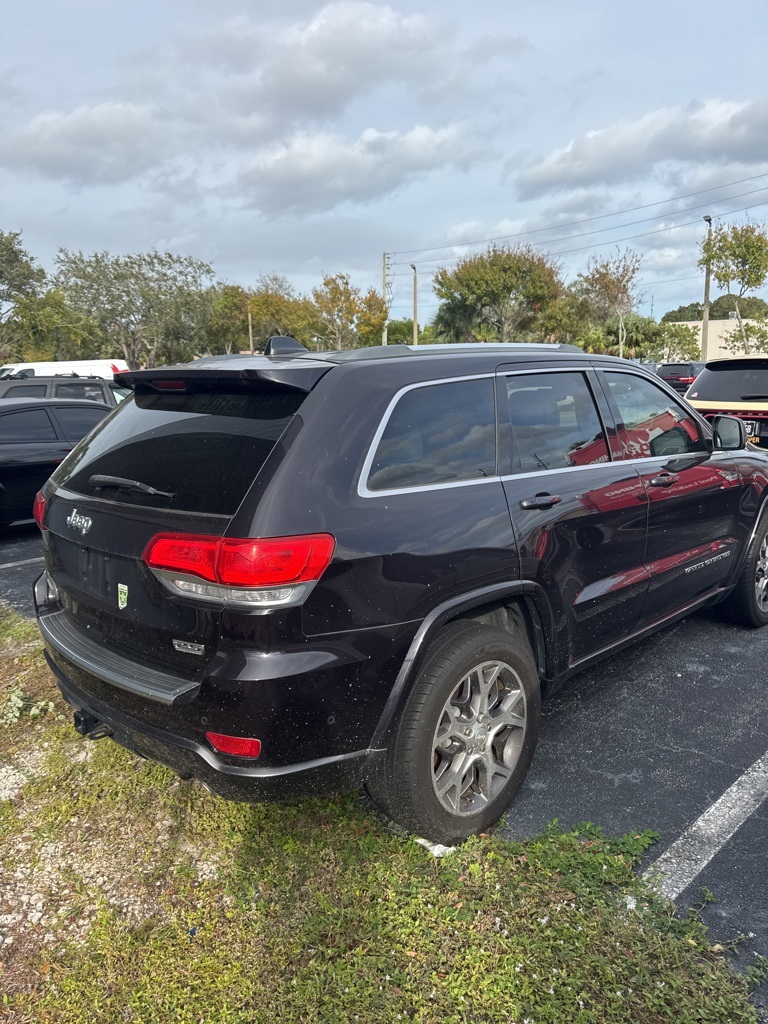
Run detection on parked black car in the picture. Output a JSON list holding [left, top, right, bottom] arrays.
[[0, 374, 130, 407], [33, 342, 768, 842], [656, 361, 705, 394], [0, 398, 112, 528]]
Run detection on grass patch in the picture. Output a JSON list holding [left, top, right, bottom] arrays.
[[0, 605, 762, 1023]]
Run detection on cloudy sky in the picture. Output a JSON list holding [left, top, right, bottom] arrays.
[[3, 0, 767, 322]]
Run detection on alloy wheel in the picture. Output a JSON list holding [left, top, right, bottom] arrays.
[[431, 659, 527, 817]]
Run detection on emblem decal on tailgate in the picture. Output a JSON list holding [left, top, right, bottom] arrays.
[[117, 583, 128, 610], [66, 509, 92, 535]]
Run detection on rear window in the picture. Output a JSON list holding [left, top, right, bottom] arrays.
[[657, 364, 693, 375], [688, 363, 768, 403], [366, 377, 496, 490], [52, 389, 305, 515]]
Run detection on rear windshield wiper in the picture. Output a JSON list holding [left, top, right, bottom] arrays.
[[89, 474, 175, 499], [740, 394, 768, 400]]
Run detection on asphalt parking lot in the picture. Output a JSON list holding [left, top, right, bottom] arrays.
[[2, 523, 767, 1011]]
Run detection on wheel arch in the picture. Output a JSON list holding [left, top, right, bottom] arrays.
[[370, 581, 558, 748]]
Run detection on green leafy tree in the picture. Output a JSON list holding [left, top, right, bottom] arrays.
[[661, 301, 704, 323], [576, 248, 643, 359], [710, 293, 768, 321], [700, 222, 768, 347], [433, 244, 563, 343], [208, 284, 251, 354], [6, 288, 104, 362], [55, 249, 215, 369], [537, 290, 594, 345], [722, 317, 768, 356], [431, 294, 480, 343], [248, 277, 318, 350], [0, 230, 47, 360], [644, 322, 701, 363], [311, 273, 386, 350]]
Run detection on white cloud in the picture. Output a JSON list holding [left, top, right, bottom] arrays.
[[237, 123, 472, 212], [0, 103, 169, 185], [516, 98, 768, 198]]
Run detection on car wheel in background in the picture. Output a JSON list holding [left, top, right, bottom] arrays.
[[719, 508, 768, 628]]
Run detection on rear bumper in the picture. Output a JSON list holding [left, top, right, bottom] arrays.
[[46, 653, 381, 801]]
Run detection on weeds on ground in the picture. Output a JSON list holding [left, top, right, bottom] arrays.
[[0, 605, 761, 1023]]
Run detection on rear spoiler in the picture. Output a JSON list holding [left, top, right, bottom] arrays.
[[115, 364, 331, 395]]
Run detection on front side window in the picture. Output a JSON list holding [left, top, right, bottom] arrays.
[[605, 372, 706, 459], [367, 377, 496, 491], [505, 372, 609, 473]]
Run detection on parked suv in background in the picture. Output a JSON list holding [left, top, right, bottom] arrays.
[[656, 361, 704, 394], [687, 357, 768, 449], [33, 341, 768, 843], [0, 374, 130, 407]]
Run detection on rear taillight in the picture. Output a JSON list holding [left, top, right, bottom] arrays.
[[32, 492, 46, 531], [679, 376, 695, 384], [143, 532, 335, 607], [205, 731, 261, 758]]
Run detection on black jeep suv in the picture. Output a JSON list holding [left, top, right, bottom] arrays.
[[33, 341, 768, 843]]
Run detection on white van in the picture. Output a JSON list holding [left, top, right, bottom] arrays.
[[0, 358, 129, 380]]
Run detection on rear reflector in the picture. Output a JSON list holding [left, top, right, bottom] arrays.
[[144, 533, 335, 587], [33, 491, 46, 531], [205, 731, 261, 758]]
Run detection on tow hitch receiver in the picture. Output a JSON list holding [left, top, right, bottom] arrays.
[[73, 711, 113, 741]]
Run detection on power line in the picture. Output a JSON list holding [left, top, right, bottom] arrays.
[[391, 197, 768, 272], [391, 170, 768, 258]]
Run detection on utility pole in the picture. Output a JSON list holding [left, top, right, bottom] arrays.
[[410, 263, 418, 345], [382, 252, 388, 346], [248, 307, 254, 355], [701, 215, 713, 362]]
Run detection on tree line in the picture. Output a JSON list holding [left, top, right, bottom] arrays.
[[1, 221, 767, 370]]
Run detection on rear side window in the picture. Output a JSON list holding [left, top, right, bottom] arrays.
[[367, 377, 496, 490], [3, 384, 47, 397], [688, 363, 768, 402], [52, 405, 109, 441], [53, 389, 305, 515], [0, 408, 56, 441]]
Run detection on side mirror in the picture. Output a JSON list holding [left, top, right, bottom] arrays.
[[711, 414, 747, 451]]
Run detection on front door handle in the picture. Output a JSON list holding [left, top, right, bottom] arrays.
[[649, 473, 678, 487], [520, 492, 561, 510]]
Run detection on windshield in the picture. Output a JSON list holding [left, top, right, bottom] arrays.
[[688, 363, 768, 402], [52, 388, 305, 515]]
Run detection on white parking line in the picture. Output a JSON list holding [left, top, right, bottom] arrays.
[[0, 556, 44, 571], [643, 749, 768, 900]]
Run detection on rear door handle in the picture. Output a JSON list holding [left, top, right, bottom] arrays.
[[649, 473, 677, 487], [520, 493, 561, 510]]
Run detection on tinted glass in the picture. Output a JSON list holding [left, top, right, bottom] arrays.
[[367, 377, 496, 490], [688, 363, 768, 402], [55, 389, 305, 515], [54, 382, 105, 402], [0, 408, 56, 442], [605, 372, 706, 458], [505, 372, 608, 473], [53, 405, 110, 441], [4, 384, 47, 397], [657, 364, 693, 375]]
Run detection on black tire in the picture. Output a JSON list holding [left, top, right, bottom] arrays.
[[719, 508, 768, 628], [366, 620, 541, 845]]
